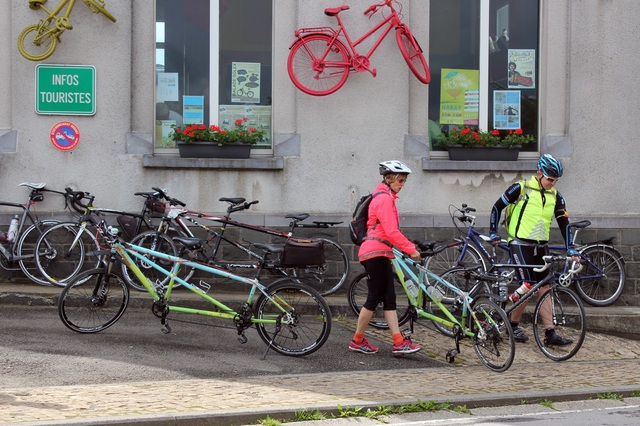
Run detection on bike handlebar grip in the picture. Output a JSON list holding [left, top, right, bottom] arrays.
[[364, 5, 376, 15]]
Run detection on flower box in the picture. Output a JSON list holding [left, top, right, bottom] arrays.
[[177, 142, 251, 159], [447, 145, 520, 161]]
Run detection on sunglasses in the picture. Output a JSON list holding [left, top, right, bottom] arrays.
[[543, 174, 559, 183]]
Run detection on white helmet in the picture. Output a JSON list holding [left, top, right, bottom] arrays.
[[379, 160, 412, 175]]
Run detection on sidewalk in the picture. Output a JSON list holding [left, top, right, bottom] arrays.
[[1, 281, 640, 426]]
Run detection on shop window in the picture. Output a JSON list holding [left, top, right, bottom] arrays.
[[154, 0, 273, 153], [428, 0, 540, 153]]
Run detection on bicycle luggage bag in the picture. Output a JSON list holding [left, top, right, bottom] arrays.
[[116, 216, 138, 241], [281, 237, 325, 267]]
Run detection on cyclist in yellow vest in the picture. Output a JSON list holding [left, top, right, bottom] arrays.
[[489, 154, 580, 345]]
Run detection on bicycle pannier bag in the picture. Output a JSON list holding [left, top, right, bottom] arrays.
[[349, 191, 385, 246], [116, 216, 138, 241], [146, 197, 166, 214], [281, 238, 325, 267]]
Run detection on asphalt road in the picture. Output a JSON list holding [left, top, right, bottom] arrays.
[[0, 305, 446, 389]]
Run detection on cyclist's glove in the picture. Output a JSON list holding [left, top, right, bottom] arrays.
[[567, 248, 580, 257], [489, 233, 501, 244]]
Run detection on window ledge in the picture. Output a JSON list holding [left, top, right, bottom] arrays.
[[422, 157, 538, 171], [143, 155, 284, 170]]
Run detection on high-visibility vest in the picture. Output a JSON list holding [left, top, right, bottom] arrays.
[[506, 176, 557, 242]]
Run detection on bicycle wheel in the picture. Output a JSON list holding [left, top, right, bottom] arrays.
[[58, 268, 129, 333], [287, 34, 350, 96], [16, 220, 59, 286], [34, 223, 95, 286], [470, 298, 515, 372], [532, 286, 586, 361], [254, 278, 332, 356], [347, 272, 410, 330], [17, 24, 57, 61], [573, 245, 626, 306], [292, 237, 349, 296], [425, 241, 485, 288], [84, 0, 118, 22], [121, 230, 179, 292], [395, 25, 431, 84]]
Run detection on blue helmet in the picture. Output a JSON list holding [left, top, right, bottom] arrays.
[[537, 154, 563, 177]]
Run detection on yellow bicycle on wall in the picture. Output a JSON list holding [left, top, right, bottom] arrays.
[[18, 0, 116, 61]]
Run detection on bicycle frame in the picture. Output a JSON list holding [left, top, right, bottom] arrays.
[[331, 6, 401, 70], [115, 240, 294, 325], [450, 206, 614, 289], [390, 248, 488, 338]]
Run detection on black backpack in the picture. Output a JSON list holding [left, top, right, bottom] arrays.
[[349, 191, 385, 245]]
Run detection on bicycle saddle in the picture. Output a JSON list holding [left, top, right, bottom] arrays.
[[569, 220, 591, 229], [285, 213, 310, 221], [254, 243, 284, 254], [219, 197, 245, 205], [20, 182, 46, 189], [324, 5, 349, 16]]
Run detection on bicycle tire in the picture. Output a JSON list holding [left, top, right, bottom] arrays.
[[16, 220, 60, 286], [34, 222, 97, 286], [84, 0, 117, 22], [347, 271, 410, 330], [424, 241, 486, 287], [58, 268, 129, 333], [291, 237, 349, 296], [121, 230, 179, 292], [287, 34, 350, 96], [254, 278, 332, 357], [532, 286, 586, 361], [573, 245, 626, 306], [395, 25, 431, 84], [470, 298, 515, 372], [17, 24, 58, 61]]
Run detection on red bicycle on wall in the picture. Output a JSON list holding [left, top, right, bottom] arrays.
[[287, 0, 430, 96]]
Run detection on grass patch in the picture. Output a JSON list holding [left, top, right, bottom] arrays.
[[255, 400, 469, 424], [539, 399, 554, 409], [596, 392, 623, 401]]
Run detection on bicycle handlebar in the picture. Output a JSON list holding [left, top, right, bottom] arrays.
[[364, 0, 394, 16], [228, 200, 259, 214], [151, 187, 186, 207], [65, 187, 94, 214]]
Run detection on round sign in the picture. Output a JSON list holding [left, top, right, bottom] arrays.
[[50, 122, 80, 151]]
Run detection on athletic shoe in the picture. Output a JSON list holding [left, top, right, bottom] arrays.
[[512, 326, 529, 342], [392, 339, 422, 356], [349, 339, 379, 354], [544, 331, 573, 346]]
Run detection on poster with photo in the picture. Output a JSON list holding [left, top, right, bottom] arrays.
[[439, 69, 480, 125], [219, 105, 272, 148], [182, 96, 204, 125], [493, 90, 521, 130], [231, 62, 261, 104], [508, 49, 535, 88]]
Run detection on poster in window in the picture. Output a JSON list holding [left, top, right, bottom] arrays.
[[508, 49, 535, 88], [493, 90, 521, 130], [231, 62, 261, 104], [219, 105, 272, 148], [183, 96, 204, 125], [439, 69, 480, 125], [157, 73, 179, 102]]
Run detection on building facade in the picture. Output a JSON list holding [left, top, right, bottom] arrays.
[[2, 1, 639, 302]]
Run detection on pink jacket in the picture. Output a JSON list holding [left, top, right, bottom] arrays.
[[358, 182, 416, 262]]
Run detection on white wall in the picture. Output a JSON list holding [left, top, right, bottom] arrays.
[[1, 0, 638, 228]]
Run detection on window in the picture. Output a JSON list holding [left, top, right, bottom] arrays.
[[155, 0, 273, 153], [429, 0, 540, 152]]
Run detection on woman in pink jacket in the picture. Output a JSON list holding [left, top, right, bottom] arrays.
[[349, 160, 422, 356]]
